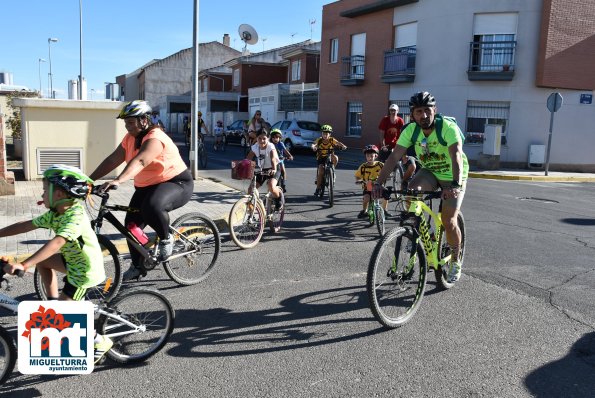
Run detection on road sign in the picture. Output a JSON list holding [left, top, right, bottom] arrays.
[[547, 92, 563, 112], [580, 94, 592, 104]]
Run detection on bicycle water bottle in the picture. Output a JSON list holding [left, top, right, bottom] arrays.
[[127, 222, 149, 245]]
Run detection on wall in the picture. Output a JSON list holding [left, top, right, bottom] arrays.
[[319, 0, 393, 147], [13, 99, 126, 180], [387, 0, 595, 170]]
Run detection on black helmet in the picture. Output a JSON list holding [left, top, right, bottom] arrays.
[[409, 91, 436, 108]]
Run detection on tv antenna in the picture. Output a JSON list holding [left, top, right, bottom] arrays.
[[238, 24, 259, 54]]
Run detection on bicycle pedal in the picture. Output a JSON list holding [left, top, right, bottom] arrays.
[[95, 355, 108, 366]]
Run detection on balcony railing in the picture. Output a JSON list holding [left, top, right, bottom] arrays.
[[381, 46, 416, 83], [340, 55, 365, 86], [278, 83, 319, 111], [467, 40, 516, 81]]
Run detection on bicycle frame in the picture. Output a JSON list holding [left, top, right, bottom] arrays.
[[91, 190, 201, 266], [244, 171, 276, 222]]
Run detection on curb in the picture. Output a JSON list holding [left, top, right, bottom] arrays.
[[468, 172, 595, 182]]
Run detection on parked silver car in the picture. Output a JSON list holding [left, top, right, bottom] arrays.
[[270, 119, 322, 152]]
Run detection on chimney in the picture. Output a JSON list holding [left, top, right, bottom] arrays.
[[223, 34, 230, 46]]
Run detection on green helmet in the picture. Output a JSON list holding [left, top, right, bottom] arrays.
[[117, 100, 152, 119], [320, 124, 333, 133], [270, 129, 282, 137], [43, 164, 94, 199]]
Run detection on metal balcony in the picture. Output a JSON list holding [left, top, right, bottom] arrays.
[[381, 46, 416, 83], [340, 55, 365, 86], [467, 40, 516, 81]]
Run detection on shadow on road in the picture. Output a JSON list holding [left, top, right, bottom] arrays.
[[524, 331, 595, 397], [167, 285, 385, 358]]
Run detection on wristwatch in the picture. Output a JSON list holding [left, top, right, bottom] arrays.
[[451, 180, 462, 189]]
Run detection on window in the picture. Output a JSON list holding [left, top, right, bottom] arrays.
[[465, 101, 510, 146], [291, 60, 301, 81], [346, 102, 363, 137], [472, 13, 517, 71], [330, 38, 338, 63], [233, 69, 239, 87]]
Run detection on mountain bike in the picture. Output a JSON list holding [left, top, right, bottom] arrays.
[[88, 186, 220, 285], [367, 187, 466, 328], [316, 148, 343, 207], [0, 267, 174, 383], [228, 168, 285, 249], [357, 180, 386, 236]]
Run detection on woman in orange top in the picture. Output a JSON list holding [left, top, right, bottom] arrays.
[[90, 100, 192, 280]]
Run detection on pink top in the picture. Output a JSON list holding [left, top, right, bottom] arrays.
[[121, 128, 188, 187]]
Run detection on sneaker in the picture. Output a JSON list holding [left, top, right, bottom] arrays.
[[122, 264, 146, 281], [158, 235, 174, 262], [314, 188, 321, 197], [357, 210, 367, 219], [447, 261, 462, 283], [94, 334, 113, 364], [383, 210, 393, 218]]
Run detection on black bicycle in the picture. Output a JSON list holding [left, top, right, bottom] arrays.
[[316, 148, 343, 207], [38, 187, 220, 294]]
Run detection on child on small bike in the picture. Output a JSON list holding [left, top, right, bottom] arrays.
[[213, 120, 225, 151], [270, 129, 293, 193], [246, 130, 283, 210], [355, 145, 391, 218], [0, 164, 112, 363], [311, 124, 347, 197]]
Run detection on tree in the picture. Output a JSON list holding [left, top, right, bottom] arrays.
[[5, 90, 39, 139]]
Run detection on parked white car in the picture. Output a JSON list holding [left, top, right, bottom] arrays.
[[270, 119, 322, 152]]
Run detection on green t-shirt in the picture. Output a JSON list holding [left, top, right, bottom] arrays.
[[32, 201, 105, 289], [397, 118, 469, 181]]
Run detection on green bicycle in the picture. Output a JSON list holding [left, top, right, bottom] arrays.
[[366, 187, 466, 328], [358, 180, 386, 236]]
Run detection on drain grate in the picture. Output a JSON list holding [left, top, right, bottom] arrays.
[[516, 197, 559, 204]]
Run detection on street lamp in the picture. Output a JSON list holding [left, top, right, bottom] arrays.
[[48, 38, 58, 98], [38, 58, 46, 97], [90, 88, 95, 100]]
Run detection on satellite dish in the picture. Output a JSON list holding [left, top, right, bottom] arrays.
[[238, 24, 259, 53]]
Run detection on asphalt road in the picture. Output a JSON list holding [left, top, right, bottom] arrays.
[[2, 139, 594, 397]]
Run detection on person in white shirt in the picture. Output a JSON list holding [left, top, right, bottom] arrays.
[[246, 130, 282, 210]]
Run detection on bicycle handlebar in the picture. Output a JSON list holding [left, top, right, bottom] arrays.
[[384, 186, 442, 200], [91, 184, 118, 198]]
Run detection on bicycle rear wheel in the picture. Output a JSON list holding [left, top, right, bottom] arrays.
[[198, 144, 208, 169], [375, 205, 385, 236], [0, 326, 16, 385], [164, 212, 221, 285], [391, 162, 404, 198], [367, 227, 427, 328], [327, 167, 335, 207], [34, 234, 122, 303], [436, 212, 466, 290], [99, 289, 174, 364], [228, 197, 265, 249], [266, 192, 285, 233]]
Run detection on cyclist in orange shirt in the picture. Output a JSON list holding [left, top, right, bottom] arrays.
[[90, 100, 193, 280]]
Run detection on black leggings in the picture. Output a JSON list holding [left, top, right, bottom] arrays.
[[125, 169, 193, 267]]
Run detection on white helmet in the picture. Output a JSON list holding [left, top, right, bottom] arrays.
[[389, 104, 399, 113]]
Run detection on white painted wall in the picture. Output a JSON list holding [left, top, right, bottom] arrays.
[[389, 0, 595, 168]]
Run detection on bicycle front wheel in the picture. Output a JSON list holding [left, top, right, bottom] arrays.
[[391, 163, 404, 198], [367, 227, 427, 328], [164, 212, 221, 285], [0, 326, 16, 385], [436, 212, 466, 290], [34, 234, 122, 303], [327, 167, 335, 207], [228, 197, 266, 249], [267, 192, 285, 233], [99, 289, 174, 364], [375, 205, 385, 236]]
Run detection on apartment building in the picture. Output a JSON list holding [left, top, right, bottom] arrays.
[[319, 0, 595, 171]]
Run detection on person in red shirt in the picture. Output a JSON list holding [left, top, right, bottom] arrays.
[[378, 103, 405, 162]]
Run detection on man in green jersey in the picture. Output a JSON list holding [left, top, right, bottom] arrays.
[[372, 91, 468, 283]]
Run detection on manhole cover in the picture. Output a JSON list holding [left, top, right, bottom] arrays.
[[516, 197, 559, 204]]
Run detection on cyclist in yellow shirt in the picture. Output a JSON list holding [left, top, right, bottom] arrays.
[[311, 124, 347, 197]]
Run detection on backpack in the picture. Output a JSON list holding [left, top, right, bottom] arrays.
[[410, 114, 465, 146]]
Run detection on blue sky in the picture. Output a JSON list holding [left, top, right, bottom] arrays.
[[2, 0, 329, 99]]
